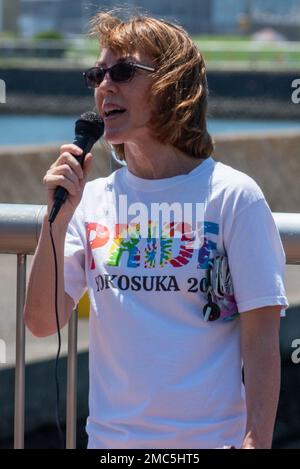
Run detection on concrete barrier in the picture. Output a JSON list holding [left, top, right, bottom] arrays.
[[1, 130, 299, 211], [0, 141, 113, 205], [213, 130, 300, 213]]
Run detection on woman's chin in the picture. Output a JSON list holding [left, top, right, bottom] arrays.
[[104, 129, 126, 145]]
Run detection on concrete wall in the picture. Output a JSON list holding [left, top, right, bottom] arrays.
[[1, 131, 299, 212], [1, 68, 297, 101], [213, 130, 300, 213], [1, 68, 299, 119], [0, 141, 113, 205]]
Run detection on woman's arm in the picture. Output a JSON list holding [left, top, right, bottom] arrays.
[[24, 216, 74, 337], [240, 305, 281, 449], [23, 145, 93, 337]]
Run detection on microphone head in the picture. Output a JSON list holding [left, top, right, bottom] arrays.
[[75, 111, 104, 142]]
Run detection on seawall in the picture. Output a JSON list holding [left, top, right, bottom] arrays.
[[1, 131, 299, 212]]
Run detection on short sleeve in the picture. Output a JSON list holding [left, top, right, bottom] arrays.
[[64, 203, 87, 308], [223, 198, 289, 314]]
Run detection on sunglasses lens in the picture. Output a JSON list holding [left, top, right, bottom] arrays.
[[110, 63, 134, 82], [85, 68, 105, 88], [84, 63, 136, 88]]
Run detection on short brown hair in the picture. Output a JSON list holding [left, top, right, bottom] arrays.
[[90, 11, 214, 160]]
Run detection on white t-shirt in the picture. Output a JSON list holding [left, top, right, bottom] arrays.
[[64, 156, 289, 449]]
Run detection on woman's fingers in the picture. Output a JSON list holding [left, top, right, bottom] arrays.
[[44, 163, 83, 196], [44, 173, 80, 197], [51, 151, 84, 180], [59, 144, 83, 156], [44, 145, 94, 205], [49, 164, 81, 185]]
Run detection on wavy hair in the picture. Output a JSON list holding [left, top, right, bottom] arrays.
[[90, 11, 214, 160]]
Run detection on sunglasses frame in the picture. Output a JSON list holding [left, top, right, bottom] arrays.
[[83, 62, 156, 89]]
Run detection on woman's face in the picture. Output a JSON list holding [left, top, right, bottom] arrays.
[[95, 48, 155, 145]]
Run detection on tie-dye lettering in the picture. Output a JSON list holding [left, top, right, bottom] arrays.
[[86, 220, 219, 270], [107, 223, 141, 268]]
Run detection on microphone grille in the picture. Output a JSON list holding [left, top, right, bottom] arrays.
[[80, 111, 102, 124], [75, 111, 104, 141]]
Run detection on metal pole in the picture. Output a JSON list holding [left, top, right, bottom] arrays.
[[66, 308, 78, 449], [14, 254, 26, 449]]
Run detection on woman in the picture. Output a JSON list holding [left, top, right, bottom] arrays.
[[24, 11, 289, 449]]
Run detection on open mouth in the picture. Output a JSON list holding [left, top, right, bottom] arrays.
[[104, 108, 126, 118]]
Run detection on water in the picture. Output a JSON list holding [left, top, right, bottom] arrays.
[[0, 115, 300, 146]]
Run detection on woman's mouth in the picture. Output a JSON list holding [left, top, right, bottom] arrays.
[[104, 108, 127, 120]]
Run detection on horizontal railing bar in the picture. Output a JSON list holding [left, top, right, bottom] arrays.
[[0, 204, 46, 254], [273, 213, 300, 265], [0, 204, 299, 263]]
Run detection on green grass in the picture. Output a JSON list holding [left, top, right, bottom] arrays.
[[197, 48, 300, 64], [1, 35, 300, 70], [192, 36, 300, 68], [193, 35, 251, 42]]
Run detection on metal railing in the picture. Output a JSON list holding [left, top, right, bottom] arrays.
[[0, 204, 300, 449], [0, 204, 78, 449]]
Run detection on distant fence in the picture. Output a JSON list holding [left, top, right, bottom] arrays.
[[1, 38, 300, 70]]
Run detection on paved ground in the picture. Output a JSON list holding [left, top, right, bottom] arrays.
[[0, 253, 299, 367]]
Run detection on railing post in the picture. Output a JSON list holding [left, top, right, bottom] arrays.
[[66, 307, 78, 449], [14, 254, 26, 449]]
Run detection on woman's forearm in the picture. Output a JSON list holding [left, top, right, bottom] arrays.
[[24, 215, 72, 337], [241, 307, 281, 449], [242, 343, 280, 448]]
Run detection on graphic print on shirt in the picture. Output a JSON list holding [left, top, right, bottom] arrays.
[[85, 219, 238, 321], [86, 220, 217, 269]]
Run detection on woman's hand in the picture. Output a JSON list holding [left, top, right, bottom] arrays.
[[43, 144, 93, 224]]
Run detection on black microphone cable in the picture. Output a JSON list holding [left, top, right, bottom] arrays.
[[49, 220, 65, 449], [47, 112, 104, 448]]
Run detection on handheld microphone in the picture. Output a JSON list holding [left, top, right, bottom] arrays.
[[48, 111, 104, 224]]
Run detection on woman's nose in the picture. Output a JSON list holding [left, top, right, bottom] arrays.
[[98, 72, 117, 92]]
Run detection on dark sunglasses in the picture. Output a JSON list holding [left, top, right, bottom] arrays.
[[83, 62, 156, 89]]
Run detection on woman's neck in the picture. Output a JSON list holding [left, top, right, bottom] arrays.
[[124, 140, 205, 180]]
